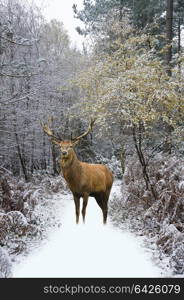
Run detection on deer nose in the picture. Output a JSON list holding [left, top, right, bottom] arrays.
[[62, 151, 68, 156]]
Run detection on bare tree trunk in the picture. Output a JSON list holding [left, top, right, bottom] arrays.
[[42, 135, 47, 170], [119, 0, 124, 42], [1, 177, 12, 212], [31, 128, 35, 174], [50, 117, 59, 174], [119, 0, 123, 22], [163, 0, 174, 153], [14, 131, 29, 180], [120, 146, 125, 174], [9, 28, 29, 180], [0, 22, 3, 55], [165, 0, 173, 76], [51, 144, 58, 175], [132, 123, 157, 200], [177, 10, 181, 73]]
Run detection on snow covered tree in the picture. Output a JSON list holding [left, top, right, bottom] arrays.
[[0, 0, 86, 178], [73, 24, 184, 195]]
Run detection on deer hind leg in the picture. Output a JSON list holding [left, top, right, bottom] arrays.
[[82, 193, 89, 223], [73, 195, 80, 224], [95, 192, 108, 225], [102, 188, 112, 224], [102, 197, 108, 225]]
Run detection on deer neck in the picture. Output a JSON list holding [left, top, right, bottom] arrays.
[[61, 151, 82, 191], [60, 151, 80, 171]]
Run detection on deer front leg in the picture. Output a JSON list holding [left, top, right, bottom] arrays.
[[73, 195, 80, 224], [82, 193, 89, 224]]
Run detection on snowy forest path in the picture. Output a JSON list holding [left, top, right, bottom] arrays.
[[13, 181, 163, 277]]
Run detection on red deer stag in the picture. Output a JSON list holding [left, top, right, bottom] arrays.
[[42, 119, 113, 224]]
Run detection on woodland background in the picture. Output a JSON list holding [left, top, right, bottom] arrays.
[[0, 0, 184, 277]]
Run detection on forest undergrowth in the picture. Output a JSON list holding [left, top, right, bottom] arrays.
[[110, 152, 184, 276], [0, 170, 66, 277]]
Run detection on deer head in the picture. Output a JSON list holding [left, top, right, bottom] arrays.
[[41, 119, 96, 159]]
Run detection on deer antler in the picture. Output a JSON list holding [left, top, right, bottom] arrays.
[[72, 118, 96, 142], [41, 118, 62, 142]]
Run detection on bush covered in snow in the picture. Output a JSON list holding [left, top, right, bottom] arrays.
[[95, 154, 122, 179], [109, 153, 184, 275], [0, 246, 12, 278], [0, 171, 65, 276]]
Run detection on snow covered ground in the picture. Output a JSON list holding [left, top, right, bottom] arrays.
[[13, 181, 164, 278]]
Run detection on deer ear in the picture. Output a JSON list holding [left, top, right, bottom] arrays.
[[72, 140, 79, 147]]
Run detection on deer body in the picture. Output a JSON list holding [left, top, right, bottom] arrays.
[[42, 120, 113, 224], [61, 157, 111, 195], [60, 144, 113, 224]]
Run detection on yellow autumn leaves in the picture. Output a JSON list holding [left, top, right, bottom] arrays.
[[73, 33, 184, 134]]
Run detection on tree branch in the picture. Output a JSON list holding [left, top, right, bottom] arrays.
[[0, 72, 38, 78], [1, 35, 33, 46]]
